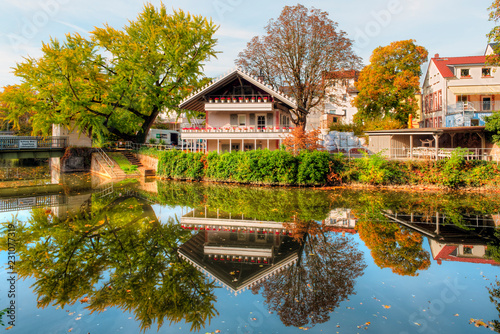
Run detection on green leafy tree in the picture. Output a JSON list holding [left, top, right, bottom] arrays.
[[0, 3, 217, 143], [353, 39, 428, 125]]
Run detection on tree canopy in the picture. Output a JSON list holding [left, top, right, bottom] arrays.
[[487, 0, 500, 65], [0, 3, 218, 143], [235, 4, 360, 128], [353, 39, 428, 126]]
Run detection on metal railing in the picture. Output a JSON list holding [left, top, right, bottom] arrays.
[[0, 136, 68, 150], [0, 194, 66, 213], [95, 147, 116, 177], [373, 147, 500, 161], [447, 101, 500, 114]]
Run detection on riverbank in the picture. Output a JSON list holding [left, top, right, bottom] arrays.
[[138, 148, 500, 190]]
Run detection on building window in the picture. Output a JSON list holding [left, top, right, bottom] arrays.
[[342, 109, 347, 116], [482, 68, 491, 77], [460, 68, 470, 78], [238, 114, 246, 126], [342, 94, 347, 102], [438, 90, 442, 110]]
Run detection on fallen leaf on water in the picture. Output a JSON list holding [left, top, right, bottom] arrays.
[[382, 305, 391, 309], [6, 326, 13, 330], [68, 329, 73, 332], [454, 314, 459, 316]]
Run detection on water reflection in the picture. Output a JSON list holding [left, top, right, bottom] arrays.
[[2, 178, 500, 332]]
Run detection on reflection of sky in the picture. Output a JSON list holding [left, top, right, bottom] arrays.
[[0, 208, 498, 333]]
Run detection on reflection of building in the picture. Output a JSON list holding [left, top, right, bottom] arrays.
[[430, 241, 499, 265], [322, 208, 357, 234], [178, 208, 300, 295], [384, 210, 500, 266]]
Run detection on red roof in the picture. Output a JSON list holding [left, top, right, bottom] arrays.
[[434, 245, 499, 265], [432, 56, 486, 78]]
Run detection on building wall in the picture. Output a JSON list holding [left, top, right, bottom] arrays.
[[52, 124, 92, 147], [205, 108, 291, 129]]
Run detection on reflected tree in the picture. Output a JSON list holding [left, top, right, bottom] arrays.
[[488, 279, 500, 332], [0, 195, 217, 332], [252, 220, 366, 328], [354, 203, 430, 276]]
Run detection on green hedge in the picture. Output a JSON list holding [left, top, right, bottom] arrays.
[[155, 149, 500, 188]]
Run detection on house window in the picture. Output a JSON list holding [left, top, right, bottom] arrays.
[[342, 94, 347, 102], [342, 109, 347, 116], [438, 90, 442, 110], [482, 68, 491, 77], [460, 68, 470, 78], [463, 246, 473, 255], [238, 114, 246, 126]]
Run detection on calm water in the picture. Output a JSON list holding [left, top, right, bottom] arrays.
[[1, 173, 500, 334]]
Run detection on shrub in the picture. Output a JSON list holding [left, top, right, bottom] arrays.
[[442, 148, 468, 188]]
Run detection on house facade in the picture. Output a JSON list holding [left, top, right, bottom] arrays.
[[178, 69, 297, 152], [421, 46, 500, 128], [320, 70, 360, 129]]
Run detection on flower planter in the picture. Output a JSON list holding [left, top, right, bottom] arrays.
[[251, 98, 256, 103], [263, 97, 268, 102], [239, 98, 243, 103], [214, 98, 219, 103], [257, 98, 262, 103]]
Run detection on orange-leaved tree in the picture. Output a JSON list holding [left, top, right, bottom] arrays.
[[282, 127, 324, 156], [353, 39, 428, 126]]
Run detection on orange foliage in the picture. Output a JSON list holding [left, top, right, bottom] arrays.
[[282, 127, 324, 155]]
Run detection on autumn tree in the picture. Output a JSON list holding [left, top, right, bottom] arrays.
[[0, 3, 217, 143], [235, 4, 360, 128], [281, 127, 324, 155], [353, 39, 428, 125], [487, 0, 500, 65]]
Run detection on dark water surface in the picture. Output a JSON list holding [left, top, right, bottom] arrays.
[[1, 173, 500, 334]]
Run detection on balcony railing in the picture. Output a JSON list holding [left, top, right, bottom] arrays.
[[447, 101, 500, 114], [181, 127, 294, 133], [207, 95, 273, 104]]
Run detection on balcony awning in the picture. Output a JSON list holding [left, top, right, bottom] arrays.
[[448, 85, 500, 95]]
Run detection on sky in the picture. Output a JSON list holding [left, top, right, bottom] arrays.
[[0, 0, 496, 86]]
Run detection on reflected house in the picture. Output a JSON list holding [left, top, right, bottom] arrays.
[[383, 210, 500, 266], [322, 208, 357, 234], [178, 68, 297, 152], [178, 208, 301, 295]]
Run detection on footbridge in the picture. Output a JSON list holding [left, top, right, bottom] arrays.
[[0, 136, 68, 159]]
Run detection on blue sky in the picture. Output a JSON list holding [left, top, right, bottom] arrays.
[[0, 0, 496, 86]]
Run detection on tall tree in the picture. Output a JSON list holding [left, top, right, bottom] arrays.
[[0, 3, 218, 143], [487, 0, 500, 64], [235, 4, 360, 128], [353, 39, 428, 125]]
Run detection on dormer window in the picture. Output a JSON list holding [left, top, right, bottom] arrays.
[[482, 68, 491, 77], [460, 69, 470, 78]]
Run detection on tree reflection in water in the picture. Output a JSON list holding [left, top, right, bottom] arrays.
[[1, 193, 217, 332], [251, 220, 366, 328]]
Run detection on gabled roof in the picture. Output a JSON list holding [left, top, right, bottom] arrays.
[[432, 56, 487, 78], [179, 68, 298, 112]]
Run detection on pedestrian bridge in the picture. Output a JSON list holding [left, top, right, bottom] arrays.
[[0, 136, 68, 159]]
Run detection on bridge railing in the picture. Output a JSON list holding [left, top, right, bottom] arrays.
[[0, 136, 68, 150]]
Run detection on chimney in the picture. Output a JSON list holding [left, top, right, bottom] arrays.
[[434, 53, 440, 58]]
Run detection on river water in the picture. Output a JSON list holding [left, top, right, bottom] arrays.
[[0, 173, 499, 334]]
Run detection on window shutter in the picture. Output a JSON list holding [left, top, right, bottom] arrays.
[[230, 114, 238, 126], [267, 113, 273, 126], [249, 113, 255, 125]]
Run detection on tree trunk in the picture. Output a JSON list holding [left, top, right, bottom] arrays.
[[135, 107, 161, 144]]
